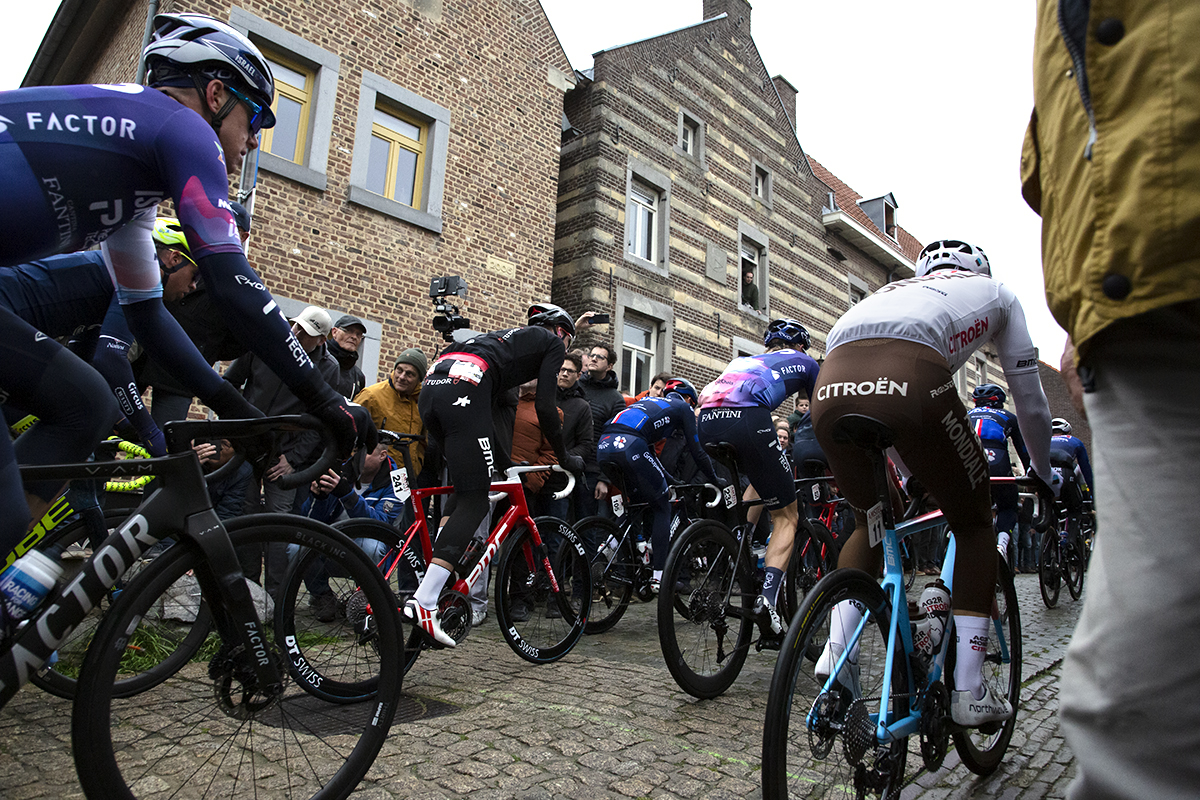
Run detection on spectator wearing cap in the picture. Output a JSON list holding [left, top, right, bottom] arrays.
[[354, 347, 428, 479], [225, 306, 341, 597], [328, 314, 368, 400], [140, 200, 255, 425]]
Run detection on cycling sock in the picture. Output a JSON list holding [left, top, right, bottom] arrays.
[[414, 563, 452, 610], [817, 599, 864, 678], [761, 567, 784, 606], [953, 614, 990, 698], [653, 569, 662, 582], [996, 530, 1011, 556]]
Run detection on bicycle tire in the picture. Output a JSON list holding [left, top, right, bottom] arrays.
[[762, 568, 909, 800], [494, 516, 591, 664], [794, 520, 839, 662], [578, 516, 636, 635], [1064, 514, 1086, 601], [1038, 528, 1060, 608], [276, 518, 408, 701], [32, 507, 209, 699], [657, 519, 752, 699], [952, 557, 1022, 774], [71, 516, 404, 800]]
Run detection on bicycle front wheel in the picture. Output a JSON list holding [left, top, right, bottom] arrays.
[[1064, 514, 1086, 600], [952, 557, 1022, 774], [577, 515, 635, 635], [72, 517, 404, 800], [494, 516, 591, 663], [1038, 528, 1060, 608], [762, 568, 908, 800], [657, 519, 752, 699]]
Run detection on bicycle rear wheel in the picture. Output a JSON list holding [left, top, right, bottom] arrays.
[[1038, 529, 1060, 608], [762, 568, 908, 800], [1064, 514, 1086, 600], [952, 557, 1022, 774], [72, 517, 404, 800], [657, 519, 752, 699], [577, 516, 635, 634], [494, 516, 591, 663]]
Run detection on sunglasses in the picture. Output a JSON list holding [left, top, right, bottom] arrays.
[[225, 85, 274, 135]]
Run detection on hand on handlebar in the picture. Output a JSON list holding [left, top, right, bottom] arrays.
[[1032, 469, 1063, 500]]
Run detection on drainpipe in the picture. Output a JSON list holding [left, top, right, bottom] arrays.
[[134, 0, 160, 84]]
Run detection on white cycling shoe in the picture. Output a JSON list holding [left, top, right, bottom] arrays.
[[404, 598, 456, 647], [951, 683, 1013, 727]]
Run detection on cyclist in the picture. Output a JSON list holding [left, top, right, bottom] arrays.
[[811, 239, 1057, 727], [405, 304, 585, 646], [596, 379, 727, 592], [0, 13, 356, 566], [967, 383, 1031, 559], [697, 318, 820, 635], [1050, 418, 1093, 498]]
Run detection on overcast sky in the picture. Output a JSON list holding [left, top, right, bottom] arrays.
[[0, 1, 1067, 362]]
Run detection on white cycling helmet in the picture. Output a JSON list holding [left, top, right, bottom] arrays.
[[144, 13, 276, 129], [1051, 417, 1072, 435], [916, 239, 991, 278]]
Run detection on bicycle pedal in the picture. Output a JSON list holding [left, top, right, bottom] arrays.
[[756, 633, 783, 652]]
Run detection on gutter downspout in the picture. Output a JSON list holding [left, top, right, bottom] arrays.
[[134, 0, 160, 84]]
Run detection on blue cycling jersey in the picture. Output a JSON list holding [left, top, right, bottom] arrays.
[[0, 251, 113, 339], [1051, 433, 1094, 489], [604, 396, 721, 484], [967, 406, 1031, 471], [699, 349, 819, 410]]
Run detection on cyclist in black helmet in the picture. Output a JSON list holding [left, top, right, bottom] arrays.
[[407, 303, 584, 646], [967, 383, 1031, 563]]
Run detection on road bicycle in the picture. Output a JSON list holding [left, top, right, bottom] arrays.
[[1038, 469, 1091, 608], [276, 432, 591, 693], [576, 476, 720, 635], [761, 414, 1054, 800], [655, 443, 839, 699], [2, 414, 406, 800]]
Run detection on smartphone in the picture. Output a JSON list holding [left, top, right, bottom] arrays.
[[590, 313, 611, 325]]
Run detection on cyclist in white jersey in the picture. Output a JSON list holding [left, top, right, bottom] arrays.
[[811, 240, 1058, 728]]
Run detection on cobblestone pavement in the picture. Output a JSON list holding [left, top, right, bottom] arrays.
[[0, 572, 1084, 799]]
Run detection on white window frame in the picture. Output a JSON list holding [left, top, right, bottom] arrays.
[[751, 159, 773, 207], [231, 8, 339, 192], [348, 71, 450, 234], [614, 289, 674, 390], [620, 312, 658, 397], [623, 158, 672, 275], [738, 220, 770, 316], [847, 273, 870, 308], [674, 108, 705, 165]]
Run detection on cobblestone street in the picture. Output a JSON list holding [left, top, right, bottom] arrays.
[[0, 573, 1085, 798]]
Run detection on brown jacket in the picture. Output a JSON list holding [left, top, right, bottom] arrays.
[[511, 397, 562, 493]]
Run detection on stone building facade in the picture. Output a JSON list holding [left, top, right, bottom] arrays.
[[23, 0, 575, 382]]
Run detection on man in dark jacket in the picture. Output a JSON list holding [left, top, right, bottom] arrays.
[[541, 351, 593, 520], [576, 344, 626, 518], [328, 314, 367, 400]]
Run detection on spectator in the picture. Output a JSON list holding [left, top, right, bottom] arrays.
[[225, 305, 340, 597], [625, 371, 670, 406], [194, 437, 252, 521], [786, 397, 810, 434], [577, 344, 625, 517], [546, 351, 592, 520], [328, 314, 367, 401], [355, 348, 427, 478], [742, 268, 760, 311], [511, 380, 563, 504]]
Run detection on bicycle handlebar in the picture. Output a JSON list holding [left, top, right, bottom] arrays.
[[991, 475, 1058, 532], [495, 464, 577, 501], [665, 482, 724, 508]]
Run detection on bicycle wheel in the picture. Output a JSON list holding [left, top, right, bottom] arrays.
[[794, 521, 839, 662], [72, 516, 404, 800], [578, 516, 636, 634], [762, 568, 909, 800], [494, 516, 591, 664], [32, 507, 209, 699], [952, 557, 1022, 774], [657, 519, 753, 699], [1063, 514, 1086, 601], [1038, 528, 1060, 608]]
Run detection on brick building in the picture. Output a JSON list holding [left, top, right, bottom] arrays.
[[23, 0, 575, 382], [554, 0, 933, 404]]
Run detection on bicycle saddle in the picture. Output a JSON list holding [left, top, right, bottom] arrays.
[[830, 414, 896, 452]]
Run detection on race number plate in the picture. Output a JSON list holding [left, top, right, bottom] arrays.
[[867, 502, 885, 548]]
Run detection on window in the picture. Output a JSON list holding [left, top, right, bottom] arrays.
[[849, 285, 866, 307], [975, 356, 988, 385], [365, 107, 426, 207], [681, 122, 697, 155], [847, 273, 869, 308], [623, 159, 672, 274], [738, 221, 770, 314], [751, 160, 773, 206], [628, 181, 658, 262], [621, 314, 657, 396], [260, 54, 311, 164], [348, 71, 450, 233], [675, 109, 704, 163], [231, 8, 339, 192]]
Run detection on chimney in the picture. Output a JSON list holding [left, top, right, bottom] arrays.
[[772, 75, 797, 128], [703, 0, 753, 33]]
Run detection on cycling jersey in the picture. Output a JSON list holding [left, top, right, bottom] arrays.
[[967, 406, 1031, 469], [1051, 433, 1094, 490], [699, 349, 819, 410], [0, 252, 114, 339]]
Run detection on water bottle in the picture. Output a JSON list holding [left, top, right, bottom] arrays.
[[636, 537, 650, 566], [913, 579, 951, 664], [751, 544, 767, 572], [0, 550, 64, 621]]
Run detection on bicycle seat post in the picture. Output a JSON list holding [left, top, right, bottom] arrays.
[[831, 414, 898, 529]]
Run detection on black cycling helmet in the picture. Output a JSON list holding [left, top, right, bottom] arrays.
[[527, 303, 576, 337], [972, 383, 1007, 408], [144, 13, 277, 130], [1051, 417, 1072, 435], [763, 318, 811, 350], [662, 378, 698, 408], [916, 239, 991, 277]]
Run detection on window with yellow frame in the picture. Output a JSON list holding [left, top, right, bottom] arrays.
[[261, 53, 312, 164], [364, 107, 426, 207]]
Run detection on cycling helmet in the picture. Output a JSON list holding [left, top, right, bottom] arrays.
[[972, 383, 1007, 408], [152, 218, 195, 273], [916, 239, 991, 278], [662, 378, 698, 408], [527, 303, 576, 337], [1051, 417, 1073, 435], [763, 318, 811, 350], [144, 13, 276, 129]]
